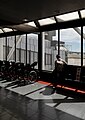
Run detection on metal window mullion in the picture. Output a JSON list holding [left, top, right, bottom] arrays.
[[5, 37, 7, 61], [15, 35, 16, 62], [58, 29, 60, 55], [26, 34, 27, 65], [81, 26, 83, 66]]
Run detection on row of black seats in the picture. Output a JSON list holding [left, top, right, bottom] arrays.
[[0, 60, 38, 85], [64, 65, 85, 82], [60, 65, 85, 90]]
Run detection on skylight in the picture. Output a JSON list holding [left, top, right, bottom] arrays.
[[0, 29, 4, 33], [56, 11, 79, 22], [24, 22, 36, 27], [80, 9, 85, 18], [38, 17, 56, 26], [3, 28, 13, 32]]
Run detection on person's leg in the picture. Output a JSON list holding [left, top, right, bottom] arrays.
[[52, 69, 57, 89]]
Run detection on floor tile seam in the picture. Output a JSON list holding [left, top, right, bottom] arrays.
[[28, 111, 54, 120], [41, 112, 56, 120], [1, 110, 16, 119]]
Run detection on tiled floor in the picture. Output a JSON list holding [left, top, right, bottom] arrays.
[[0, 79, 85, 120]]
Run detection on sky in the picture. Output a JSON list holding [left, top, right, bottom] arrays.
[[54, 28, 85, 52]]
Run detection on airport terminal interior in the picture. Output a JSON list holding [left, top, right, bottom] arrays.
[[1, 0, 85, 120]]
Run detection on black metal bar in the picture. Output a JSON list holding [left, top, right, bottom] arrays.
[[19, 42, 21, 62], [81, 26, 83, 66], [26, 34, 27, 65], [58, 29, 60, 55], [5, 37, 7, 61], [38, 32, 42, 71], [29, 50, 31, 64], [15, 35, 16, 62]]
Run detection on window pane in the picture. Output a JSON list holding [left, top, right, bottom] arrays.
[[43, 31, 57, 71], [39, 17, 56, 26], [24, 21, 36, 28], [27, 33, 38, 68], [56, 11, 79, 22], [60, 28, 81, 66], [80, 9, 85, 18], [7, 36, 15, 61]]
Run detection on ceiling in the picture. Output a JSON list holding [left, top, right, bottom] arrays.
[[0, 0, 85, 35]]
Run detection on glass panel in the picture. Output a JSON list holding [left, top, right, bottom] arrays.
[[16, 35, 25, 63], [27, 51, 29, 63], [60, 28, 81, 66], [16, 49, 19, 62], [2, 36, 15, 61], [21, 35, 25, 63], [7, 36, 15, 61], [39, 17, 56, 26], [0, 38, 4, 60], [27, 33, 38, 68], [80, 9, 85, 18], [56, 11, 79, 22], [3, 46, 6, 60], [43, 31, 58, 71], [43, 28, 81, 70]]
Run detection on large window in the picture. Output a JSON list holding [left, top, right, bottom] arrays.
[[43, 31, 58, 71], [3, 36, 15, 61], [7, 36, 15, 61], [60, 28, 81, 66], [27, 34, 38, 68], [1, 34, 38, 69], [42, 28, 81, 71]]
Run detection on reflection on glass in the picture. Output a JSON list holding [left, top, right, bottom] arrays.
[[38, 17, 56, 26], [56, 11, 79, 22]]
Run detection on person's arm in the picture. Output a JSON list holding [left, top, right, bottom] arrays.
[[61, 58, 68, 65], [63, 60, 67, 65]]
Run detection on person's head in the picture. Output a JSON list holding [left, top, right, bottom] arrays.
[[56, 54, 60, 59]]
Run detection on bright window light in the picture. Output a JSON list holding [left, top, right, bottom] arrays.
[[24, 22, 36, 27], [80, 9, 85, 18], [0, 29, 3, 33], [56, 11, 79, 22], [38, 17, 56, 26], [3, 28, 13, 32]]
